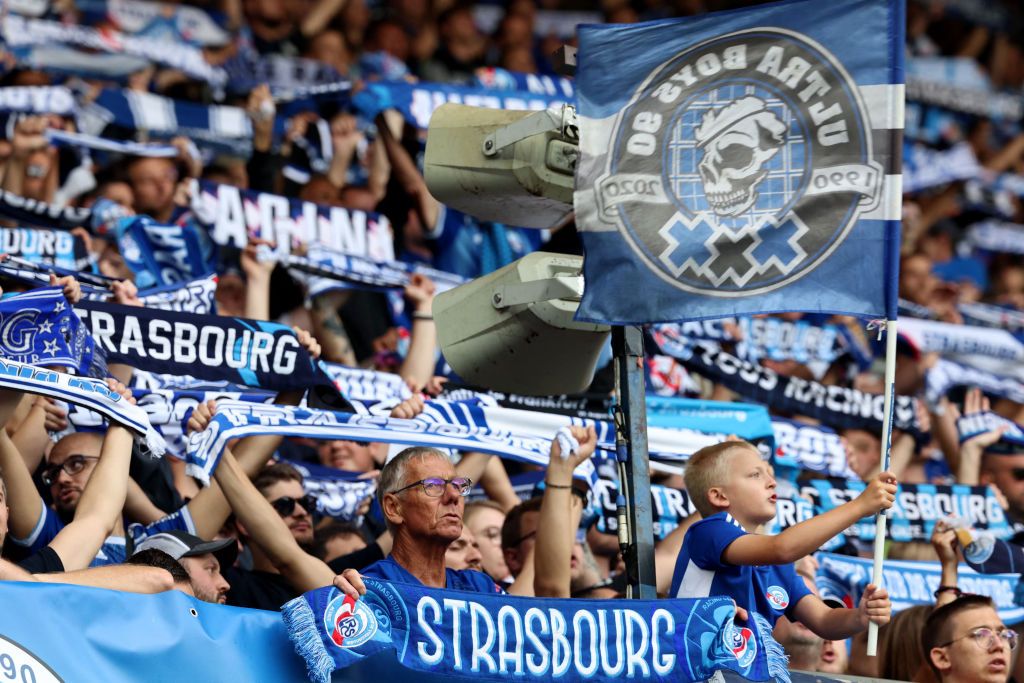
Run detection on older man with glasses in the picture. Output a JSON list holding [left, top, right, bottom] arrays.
[[334, 426, 597, 597], [923, 595, 1016, 683]]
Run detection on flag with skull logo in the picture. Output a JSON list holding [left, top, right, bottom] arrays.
[[573, 0, 904, 324]]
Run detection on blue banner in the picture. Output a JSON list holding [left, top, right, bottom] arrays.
[[73, 300, 347, 406], [802, 479, 1011, 542], [0, 582, 309, 681], [0, 227, 91, 271], [817, 552, 1024, 624], [283, 580, 788, 683], [573, 0, 904, 323]]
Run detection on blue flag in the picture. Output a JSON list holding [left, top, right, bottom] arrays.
[[283, 580, 790, 683], [574, 0, 904, 323]]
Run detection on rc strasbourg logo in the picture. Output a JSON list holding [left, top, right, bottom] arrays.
[[599, 29, 882, 297], [766, 585, 790, 611], [324, 592, 378, 649], [725, 622, 757, 669]]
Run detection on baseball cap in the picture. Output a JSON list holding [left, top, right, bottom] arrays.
[[134, 530, 237, 569]]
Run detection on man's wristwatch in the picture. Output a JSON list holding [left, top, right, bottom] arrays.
[[934, 585, 962, 598]]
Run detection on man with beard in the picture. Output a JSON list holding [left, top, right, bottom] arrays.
[[134, 531, 234, 604]]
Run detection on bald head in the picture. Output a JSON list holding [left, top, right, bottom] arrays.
[[47, 431, 104, 516]]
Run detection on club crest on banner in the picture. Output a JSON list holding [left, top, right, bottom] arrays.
[[325, 594, 378, 648], [724, 622, 757, 669], [597, 30, 883, 297]]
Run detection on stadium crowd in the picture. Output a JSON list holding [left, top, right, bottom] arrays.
[[0, 0, 1023, 681]]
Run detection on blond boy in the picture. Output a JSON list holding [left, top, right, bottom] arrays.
[[672, 441, 895, 639]]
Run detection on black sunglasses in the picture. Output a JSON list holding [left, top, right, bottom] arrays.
[[269, 494, 318, 517]]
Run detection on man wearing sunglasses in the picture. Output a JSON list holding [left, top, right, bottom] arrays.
[[923, 595, 1015, 683]]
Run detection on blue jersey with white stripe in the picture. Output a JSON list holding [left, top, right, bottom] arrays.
[[13, 504, 196, 567], [671, 512, 812, 627]]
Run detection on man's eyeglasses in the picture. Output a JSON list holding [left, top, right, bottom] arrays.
[[390, 477, 473, 498], [42, 455, 99, 486], [938, 627, 1018, 651], [269, 494, 318, 518], [1011, 467, 1024, 482]]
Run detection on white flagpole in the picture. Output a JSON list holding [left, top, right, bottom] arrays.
[[867, 317, 899, 656]]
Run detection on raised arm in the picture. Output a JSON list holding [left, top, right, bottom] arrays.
[[399, 274, 438, 393], [375, 111, 440, 229], [723, 472, 896, 566], [213, 448, 335, 591], [0, 418, 46, 542], [48, 383, 135, 570], [33, 563, 175, 594], [533, 426, 596, 598], [186, 330, 322, 539]]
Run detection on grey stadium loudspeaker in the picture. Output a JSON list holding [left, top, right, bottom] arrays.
[[423, 103, 577, 229], [433, 252, 610, 395]]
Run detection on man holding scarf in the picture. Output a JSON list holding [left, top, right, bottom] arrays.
[[332, 425, 597, 597]]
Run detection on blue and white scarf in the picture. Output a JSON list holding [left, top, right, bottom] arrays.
[[652, 319, 871, 371], [135, 274, 217, 315], [926, 358, 1024, 405], [957, 411, 1024, 449], [2, 15, 227, 87], [959, 302, 1024, 339], [902, 141, 981, 193], [189, 180, 394, 260], [0, 188, 100, 231], [0, 86, 76, 115], [73, 301, 348, 406], [319, 363, 411, 404], [965, 220, 1024, 255], [288, 246, 465, 297], [186, 400, 708, 486], [222, 52, 344, 98], [283, 581, 787, 683], [0, 287, 99, 376], [351, 80, 571, 130], [899, 317, 1024, 362], [132, 386, 275, 460], [473, 68, 576, 99], [591, 474, 697, 541], [7, 45, 151, 81], [75, 0, 231, 47], [817, 552, 1024, 624], [0, 357, 163, 454], [44, 128, 178, 158], [0, 227, 91, 271], [800, 478, 1011, 543], [114, 216, 216, 289], [770, 418, 857, 479], [286, 459, 377, 522], [650, 339, 922, 436], [79, 89, 251, 157], [0, 258, 113, 301]]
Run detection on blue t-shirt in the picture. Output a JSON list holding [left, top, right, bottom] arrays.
[[429, 206, 545, 279], [13, 504, 196, 567], [362, 556, 504, 593], [670, 512, 812, 627]]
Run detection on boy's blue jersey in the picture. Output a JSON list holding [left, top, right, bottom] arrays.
[[671, 512, 813, 627]]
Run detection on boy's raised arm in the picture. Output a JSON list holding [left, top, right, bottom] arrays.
[[722, 472, 896, 566]]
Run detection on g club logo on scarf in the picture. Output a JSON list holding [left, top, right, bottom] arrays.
[[599, 30, 882, 295]]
